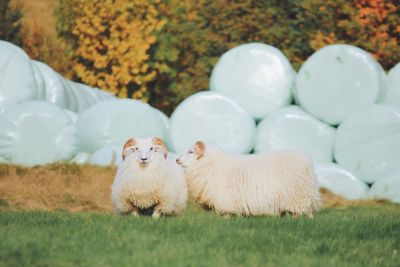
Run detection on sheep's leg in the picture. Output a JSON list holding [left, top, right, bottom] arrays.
[[152, 210, 161, 219], [305, 211, 314, 219], [152, 204, 163, 218], [130, 206, 139, 217], [153, 201, 174, 218], [116, 199, 139, 216], [222, 214, 231, 220]]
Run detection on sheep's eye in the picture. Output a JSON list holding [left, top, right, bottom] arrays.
[[150, 147, 153, 151], [135, 147, 138, 151], [188, 151, 193, 154]]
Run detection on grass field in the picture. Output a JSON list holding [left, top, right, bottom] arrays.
[[0, 164, 399, 267], [1, 206, 400, 267]]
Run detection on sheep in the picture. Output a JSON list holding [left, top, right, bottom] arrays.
[[176, 141, 320, 217], [112, 137, 187, 218]]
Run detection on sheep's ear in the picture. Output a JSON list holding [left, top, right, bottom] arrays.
[[122, 138, 136, 160], [194, 141, 205, 160], [152, 137, 167, 159]]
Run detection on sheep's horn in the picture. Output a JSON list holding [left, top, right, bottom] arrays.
[[194, 141, 205, 159], [152, 137, 167, 159], [122, 138, 136, 160]]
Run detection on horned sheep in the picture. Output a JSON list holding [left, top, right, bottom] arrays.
[[177, 141, 320, 217], [112, 137, 187, 217]]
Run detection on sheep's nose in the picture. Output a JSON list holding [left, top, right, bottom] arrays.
[[141, 157, 147, 161]]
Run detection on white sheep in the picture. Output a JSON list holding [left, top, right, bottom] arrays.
[[112, 137, 187, 217], [176, 141, 320, 217]]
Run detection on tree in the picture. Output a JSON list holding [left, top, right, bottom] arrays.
[[0, 0, 23, 46]]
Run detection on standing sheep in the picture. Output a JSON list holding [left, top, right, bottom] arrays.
[[176, 141, 320, 217], [112, 137, 187, 217]]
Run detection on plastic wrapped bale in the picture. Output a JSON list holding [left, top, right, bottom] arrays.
[[254, 106, 335, 163], [68, 82, 96, 113], [295, 44, 386, 125], [76, 83, 115, 111], [59, 76, 79, 112], [367, 174, 400, 204], [170, 91, 256, 154], [32, 61, 68, 108], [71, 152, 91, 165], [0, 41, 38, 107], [154, 109, 174, 152], [380, 63, 400, 108], [64, 109, 79, 123], [335, 104, 400, 184], [31, 60, 46, 99], [0, 101, 78, 166], [77, 99, 166, 153], [166, 151, 179, 162], [210, 43, 294, 120], [88, 146, 122, 167], [76, 83, 100, 106], [315, 163, 368, 200]]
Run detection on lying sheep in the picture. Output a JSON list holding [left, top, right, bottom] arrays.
[[112, 137, 187, 217], [176, 141, 320, 217]]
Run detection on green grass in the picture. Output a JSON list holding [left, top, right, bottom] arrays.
[[1, 205, 400, 267]]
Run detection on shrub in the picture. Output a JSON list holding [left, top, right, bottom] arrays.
[[0, 0, 23, 46], [65, 0, 166, 99]]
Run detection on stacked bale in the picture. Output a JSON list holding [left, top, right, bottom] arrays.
[[0, 41, 115, 166], [0, 40, 399, 204], [0, 41, 38, 107], [169, 91, 256, 154], [0, 101, 78, 166], [210, 43, 295, 120], [76, 99, 167, 153]]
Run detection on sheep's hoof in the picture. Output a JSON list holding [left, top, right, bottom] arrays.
[[222, 214, 231, 220], [131, 211, 139, 217], [306, 213, 314, 219], [152, 211, 161, 219]]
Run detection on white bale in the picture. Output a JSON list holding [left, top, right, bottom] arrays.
[[0, 101, 78, 166], [154, 109, 174, 152], [170, 91, 256, 154], [315, 163, 368, 200], [295, 44, 385, 125], [166, 151, 179, 162], [380, 63, 400, 108], [32, 61, 68, 108], [68, 82, 95, 113], [59, 76, 79, 112], [63, 109, 79, 123], [77, 99, 166, 153], [88, 146, 122, 167], [368, 174, 400, 204], [31, 60, 46, 99], [255, 106, 335, 163], [76, 83, 100, 106], [334, 104, 400, 184], [0, 41, 38, 106], [70, 152, 91, 165], [210, 43, 294, 119]]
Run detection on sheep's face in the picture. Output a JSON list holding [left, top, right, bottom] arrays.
[[122, 137, 167, 166], [176, 141, 205, 168]]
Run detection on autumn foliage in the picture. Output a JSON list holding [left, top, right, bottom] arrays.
[[64, 0, 166, 99], [56, 0, 400, 113], [0, 0, 23, 46]]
